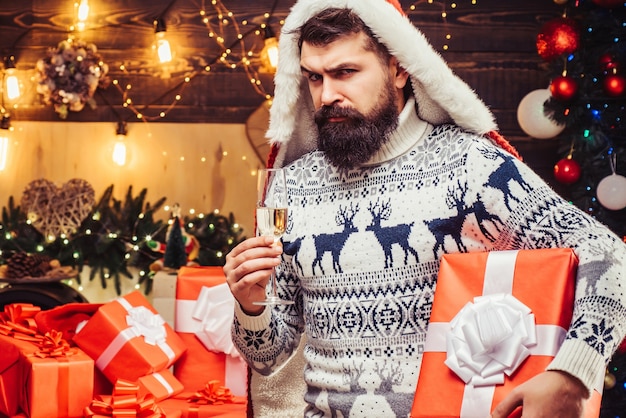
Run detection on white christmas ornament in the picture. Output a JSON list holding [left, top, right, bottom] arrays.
[[516, 89, 565, 139], [597, 174, 626, 210]]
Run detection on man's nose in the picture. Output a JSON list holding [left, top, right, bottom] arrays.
[[320, 79, 342, 106]]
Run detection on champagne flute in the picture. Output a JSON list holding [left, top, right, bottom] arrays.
[[254, 168, 294, 306]]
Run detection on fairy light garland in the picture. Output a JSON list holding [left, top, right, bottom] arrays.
[[107, 0, 278, 122], [407, 0, 478, 51]]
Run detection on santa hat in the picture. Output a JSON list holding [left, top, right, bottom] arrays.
[[265, 0, 517, 169], [35, 302, 102, 345]]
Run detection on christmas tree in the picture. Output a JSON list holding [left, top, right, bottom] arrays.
[[537, 0, 626, 413], [540, 0, 626, 236], [163, 205, 188, 270]]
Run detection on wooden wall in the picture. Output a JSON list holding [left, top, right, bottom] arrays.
[[0, 122, 261, 232]]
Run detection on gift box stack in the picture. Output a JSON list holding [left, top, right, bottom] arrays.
[[0, 266, 247, 417], [152, 266, 248, 417]]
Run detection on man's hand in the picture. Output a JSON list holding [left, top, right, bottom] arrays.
[[223, 236, 282, 315], [491, 370, 589, 418]]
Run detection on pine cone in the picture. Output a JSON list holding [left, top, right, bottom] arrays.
[[6, 252, 54, 278], [7, 252, 33, 278], [30, 254, 53, 277]]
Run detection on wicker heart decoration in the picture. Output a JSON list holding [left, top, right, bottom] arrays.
[[21, 178, 95, 238]]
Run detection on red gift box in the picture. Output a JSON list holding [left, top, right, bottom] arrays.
[[83, 379, 181, 418], [137, 368, 185, 402], [158, 381, 246, 418], [20, 338, 95, 418], [411, 249, 602, 418], [174, 266, 248, 397], [0, 304, 95, 417], [0, 335, 30, 416], [73, 290, 187, 383]]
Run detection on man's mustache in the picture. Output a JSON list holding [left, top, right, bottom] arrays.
[[314, 105, 362, 125]]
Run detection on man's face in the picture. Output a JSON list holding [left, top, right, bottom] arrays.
[[300, 32, 408, 169]]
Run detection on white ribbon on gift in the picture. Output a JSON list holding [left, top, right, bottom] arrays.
[[424, 250, 567, 418], [95, 297, 176, 372], [175, 282, 248, 397], [192, 283, 241, 359], [444, 293, 537, 387], [152, 371, 175, 396]]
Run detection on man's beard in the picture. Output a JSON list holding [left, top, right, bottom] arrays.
[[314, 83, 399, 170]]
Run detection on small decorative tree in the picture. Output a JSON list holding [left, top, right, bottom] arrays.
[[163, 204, 188, 271]]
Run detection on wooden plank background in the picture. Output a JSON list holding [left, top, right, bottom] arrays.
[[0, 0, 569, 229]]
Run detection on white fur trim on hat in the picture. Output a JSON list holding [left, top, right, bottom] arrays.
[[267, 0, 498, 167]]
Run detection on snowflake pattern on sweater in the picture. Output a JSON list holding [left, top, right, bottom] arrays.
[[233, 123, 626, 417]]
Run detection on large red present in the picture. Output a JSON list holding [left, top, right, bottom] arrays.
[[173, 266, 248, 397], [411, 249, 602, 418], [73, 290, 186, 383]]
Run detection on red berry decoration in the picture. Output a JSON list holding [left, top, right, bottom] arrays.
[[599, 53, 619, 72], [604, 74, 626, 97], [536, 17, 580, 61], [554, 157, 581, 184], [550, 75, 578, 101]]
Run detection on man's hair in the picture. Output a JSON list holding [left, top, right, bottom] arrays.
[[297, 8, 391, 65]]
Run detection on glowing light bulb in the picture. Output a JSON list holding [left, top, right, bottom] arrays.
[[77, 0, 89, 21], [112, 121, 128, 166], [154, 19, 173, 64], [261, 25, 279, 71], [4, 56, 20, 100]]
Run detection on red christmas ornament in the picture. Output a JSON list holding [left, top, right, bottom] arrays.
[[592, 0, 624, 7], [554, 157, 581, 184], [550, 75, 578, 101], [536, 17, 580, 61], [599, 53, 619, 72], [604, 74, 626, 97]]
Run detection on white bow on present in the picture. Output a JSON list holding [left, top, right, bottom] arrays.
[[191, 283, 241, 358]]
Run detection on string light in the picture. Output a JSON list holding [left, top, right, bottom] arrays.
[[110, 0, 277, 122], [3, 55, 20, 101], [153, 18, 173, 64], [112, 120, 128, 166], [261, 24, 279, 72], [407, 0, 478, 51], [75, 0, 90, 31]]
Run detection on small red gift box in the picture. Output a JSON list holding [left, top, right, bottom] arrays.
[[411, 249, 602, 418], [20, 335, 95, 418], [137, 368, 185, 402], [174, 266, 248, 397], [83, 379, 182, 418], [73, 290, 187, 383]]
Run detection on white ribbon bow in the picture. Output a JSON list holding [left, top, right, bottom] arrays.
[[192, 283, 241, 358], [126, 305, 167, 345], [445, 293, 537, 387]]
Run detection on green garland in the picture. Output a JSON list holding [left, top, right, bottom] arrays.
[[0, 185, 246, 294]]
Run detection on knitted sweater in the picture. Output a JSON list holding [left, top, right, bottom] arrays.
[[232, 99, 626, 417]]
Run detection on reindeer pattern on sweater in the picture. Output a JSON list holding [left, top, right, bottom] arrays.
[[232, 124, 626, 418]]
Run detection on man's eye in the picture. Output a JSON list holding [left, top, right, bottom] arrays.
[[308, 74, 321, 82]]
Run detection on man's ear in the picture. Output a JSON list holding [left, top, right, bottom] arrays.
[[392, 59, 410, 89]]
